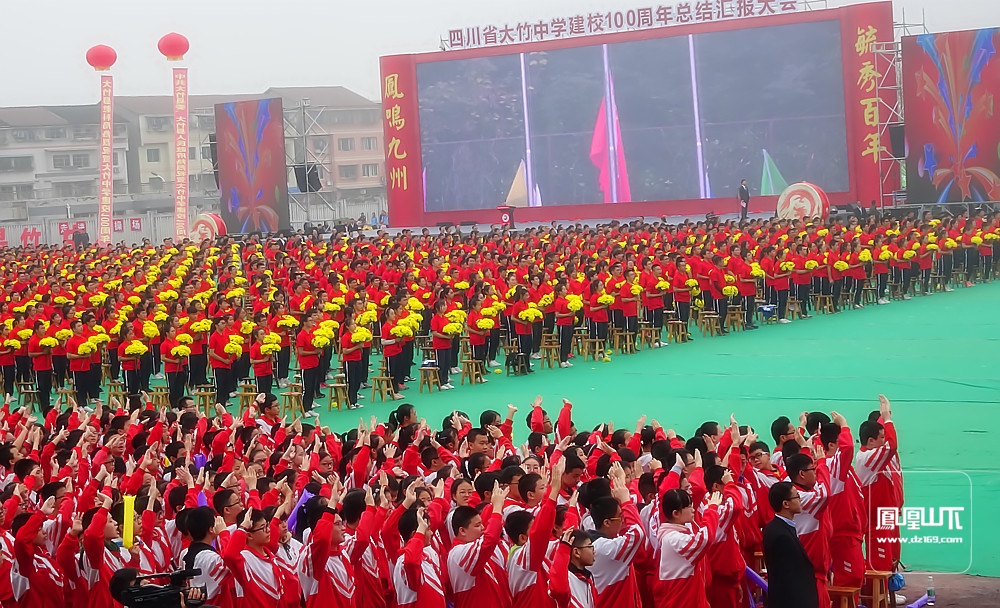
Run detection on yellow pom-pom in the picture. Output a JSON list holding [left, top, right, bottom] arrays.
[[3, 339, 20, 349], [858, 250, 873, 262], [17, 329, 33, 341], [176, 333, 193, 344], [476, 318, 496, 330], [445, 310, 467, 324], [351, 328, 374, 343], [228, 335, 245, 345], [241, 321, 255, 335], [223, 342, 243, 356], [442, 322, 463, 335], [55, 329, 73, 341], [39, 337, 58, 348], [603, 356, 612, 363], [454, 281, 470, 290], [143, 321, 160, 338], [722, 286, 738, 297], [834, 261, 850, 271], [312, 335, 331, 349], [804, 260, 818, 270], [171, 345, 192, 358]]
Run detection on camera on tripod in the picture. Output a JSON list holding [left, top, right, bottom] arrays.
[[109, 567, 212, 608]]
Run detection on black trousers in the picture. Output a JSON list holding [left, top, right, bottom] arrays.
[[853, 278, 864, 306], [876, 273, 888, 299], [276, 346, 291, 382], [965, 249, 979, 281], [531, 322, 543, 354], [470, 343, 487, 368], [188, 353, 208, 387], [777, 289, 789, 319], [543, 311, 555, 335], [214, 367, 232, 404], [2, 365, 14, 397], [983, 255, 994, 281], [488, 329, 500, 362], [108, 349, 120, 382], [677, 302, 691, 325], [301, 366, 321, 411], [167, 370, 187, 408], [256, 374, 273, 396], [713, 295, 728, 318], [832, 278, 844, 310], [52, 355, 67, 388], [151, 343, 161, 375], [623, 315, 638, 334], [402, 341, 415, 379], [742, 295, 755, 326], [435, 347, 452, 386], [795, 284, 810, 314], [611, 309, 624, 331], [645, 307, 664, 330], [88, 364, 101, 399], [14, 356, 30, 384], [920, 268, 932, 293], [942, 254, 954, 285], [123, 368, 140, 397], [35, 369, 52, 415], [73, 370, 89, 405], [388, 353, 407, 392], [344, 359, 363, 406], [139, 352, 153, 392], [558, 325, 573, 362]]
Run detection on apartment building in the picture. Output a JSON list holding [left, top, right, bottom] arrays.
[[0, 105, 129, 218]]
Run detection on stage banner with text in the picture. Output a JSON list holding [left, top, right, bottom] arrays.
[[173, 67, 189, 242], [97, 75, 114, 245]]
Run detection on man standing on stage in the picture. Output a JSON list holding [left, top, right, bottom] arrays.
[[738, 179, 750, 221]]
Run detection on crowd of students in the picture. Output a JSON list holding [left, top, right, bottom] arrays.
[[0, 208, 995, 415], [0, 389, 903, 608]]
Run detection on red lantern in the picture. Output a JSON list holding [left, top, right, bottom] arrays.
[[85, 45, 117, 71], [158, 33, 189, 61]]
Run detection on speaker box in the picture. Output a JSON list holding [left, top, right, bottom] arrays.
[[293, 164, 322, 193], [889, 125, 905, 159]]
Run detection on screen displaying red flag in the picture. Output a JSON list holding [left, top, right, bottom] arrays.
[[589, 76, 631, 203]]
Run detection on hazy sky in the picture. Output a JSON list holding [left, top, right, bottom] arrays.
[[1, 0, 996, 107]]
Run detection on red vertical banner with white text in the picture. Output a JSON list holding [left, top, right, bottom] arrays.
[[379, 54, 423, 227], [173, 67, 189, 242], [97, 75, 114, 245]]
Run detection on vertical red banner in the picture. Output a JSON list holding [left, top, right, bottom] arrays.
[[379, 55, 422, 227], [97, 74, 114, 245], [173, 67, 189, 242]]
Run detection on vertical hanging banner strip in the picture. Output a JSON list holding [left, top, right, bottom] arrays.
[[173, 67, 190, 242], [97, 74, 115, 246]]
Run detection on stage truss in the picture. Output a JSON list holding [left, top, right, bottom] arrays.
[[874, 8, 929, 209]]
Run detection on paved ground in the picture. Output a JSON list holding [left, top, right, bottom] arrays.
[[900, 572, 1000, 607]]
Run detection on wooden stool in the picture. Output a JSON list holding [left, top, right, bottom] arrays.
[[149, 387, 170, 409], [827, 586, 860, 608], [101, 363, 112, 385], [328, 383, 348, 411], [237, 385, 257, 414], [280, 391, 305, 418], [539, 343, 559, 369], [419, 366, 440, 393], [16, 381, 38, 409], [751, 551, 764, 575], [582, 338, 603, 361], [787, 298, 803, 320], [638, 323, 660, 349], [106, 381, 126, 404], [460, 359, 484, 385], [192, 390, 215, 416], [614, 330, 636, 354], [700, 313, 721, 337], [370, 374, 393, 402], [725, 306, 743, 331], [666, 321, 686, 344], [861, 570, 892, 608], [815, 294, 835, 314], [56, 387, 77, 407], [573, 327, 588, 355]]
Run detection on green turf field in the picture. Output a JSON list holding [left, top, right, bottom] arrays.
[[316, 283, 1000, 576]]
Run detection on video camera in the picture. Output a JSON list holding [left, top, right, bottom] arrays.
[[109, 567, 212, 608]]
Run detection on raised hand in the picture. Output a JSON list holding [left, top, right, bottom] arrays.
[[878, 394, 892, 421]]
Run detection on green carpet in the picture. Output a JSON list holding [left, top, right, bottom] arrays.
[[317, 284, 1000, 576]]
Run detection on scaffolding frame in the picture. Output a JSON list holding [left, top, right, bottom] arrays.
[[874, 8, 929, 208], [282, 100, 338, 224]]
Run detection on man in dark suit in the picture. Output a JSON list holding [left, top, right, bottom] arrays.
[[763, 481, 819, 608], [738, 179, 750, 221]]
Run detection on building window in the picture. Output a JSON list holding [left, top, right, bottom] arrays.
[[0, 184, 33, 201], [338, 165, 358, 179], [361, 137, 378, 151], [147, 148, 161, 163], [362, 163, 379, 177], [44, 128, 66, 139], [0, 156, 33, 172], [113, 123, 127, 138], [312, 137, 329, 154], [71, 154, 90, 168], [202, 146, 212, 160], [337, 138, 354, 152], [189, 147, 197, 161], [53, 154, 71, 169], [11, 130, 36, 142], [147, 117, 171, 131], [73, 125, 97, 140]]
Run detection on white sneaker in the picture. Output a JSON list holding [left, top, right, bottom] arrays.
[[488, 360, 501, 367], [944, 286, 954, 292], [229, 392, 237, 398], [440, 384, 454, 390], [476, 377, 487, 384], [278, 379, 288, 388], [894, 594, 906, 604], [877, 298, 889, 305], [653, 341, 662, 348], [303, 410, 319, 418], [449, 367, 460, 374], [565, 361, 573, 367], [853, 304, 864, 309], [902, 294, 912, 300], [778, 318, 791, 324], [153, 373, 165, 380], [530, 353, 542, 360], [560, 362, 569, 368]]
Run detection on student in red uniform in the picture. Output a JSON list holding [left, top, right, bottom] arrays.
[[671, 259, 694, 337], [447, 482, 511, 608], [339, 316, 364, 409], [27, 320, 53, 415], [0, 325, 14, 398], [185, 506, 236, 608], [299, 506, 356, 608], [587, 280, 610, 346], [11, 510, 67, 608], [208, 315, 236, 404], [159, 324, 187, 408], [508, 287, 534, 370], [652, 487, 723, 608], [618, 268, 640, 341], [223, 508, 285, 608], [855, 395, 901, 572], [553, 283, 575, 368], [65, 319, 92, 406], [248, 327, 274, 395], [117, 323, 141, 401], [589, 466, 644, 608], [464, 295, 489, 378], [296, 310, 323, 417], [430, 299, 457, 387], [549, 529, 598, 608]]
